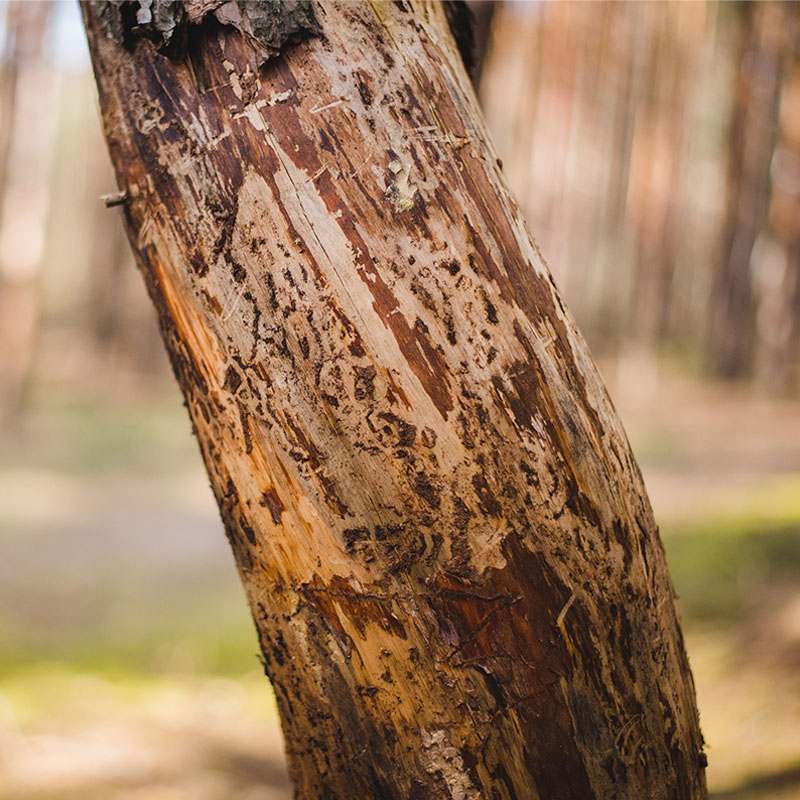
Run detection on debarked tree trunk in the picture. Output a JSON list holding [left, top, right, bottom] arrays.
[[82, 2, 706, 797]]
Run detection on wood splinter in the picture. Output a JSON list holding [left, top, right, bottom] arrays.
[[101, 189, 128, 208]]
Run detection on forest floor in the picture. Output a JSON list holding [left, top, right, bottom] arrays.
[[1, 371, 799, 799]]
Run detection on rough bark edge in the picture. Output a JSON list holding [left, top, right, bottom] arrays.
[[89, 0, 319, 64]]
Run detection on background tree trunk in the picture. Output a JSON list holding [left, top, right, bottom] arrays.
[[82, 2, 706, 798], [708, 1, 786, 380], [0, 1, 53, 419]]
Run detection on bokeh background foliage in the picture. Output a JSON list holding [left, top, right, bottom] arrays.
[[1, 2, 800, 798]]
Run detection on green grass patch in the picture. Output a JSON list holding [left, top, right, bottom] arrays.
[[0, 582, 263, 682], [662, 475, 800, 625], [1, 388, 197, 476]]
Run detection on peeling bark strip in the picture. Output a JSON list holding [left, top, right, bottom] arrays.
[[83, 2, 707, 798], [91, 0, 318, 63]]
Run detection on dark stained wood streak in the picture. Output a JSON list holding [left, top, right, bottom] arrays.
[[260, 79, 455, 418]]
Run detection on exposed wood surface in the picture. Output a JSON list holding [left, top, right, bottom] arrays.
[[83, 2, 707, 797]]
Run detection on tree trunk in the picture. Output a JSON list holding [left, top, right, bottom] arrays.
[[753, 2, 800, 393], [82, 2, 706, 797], [708, 1, 785, 380], [0, 1, 52, 419]]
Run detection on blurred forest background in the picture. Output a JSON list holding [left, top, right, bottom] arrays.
[[1, 1, 800, 798]]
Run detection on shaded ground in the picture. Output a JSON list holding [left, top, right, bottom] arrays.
[[1, 373, 800, 797], [1, 673, 290, 800]]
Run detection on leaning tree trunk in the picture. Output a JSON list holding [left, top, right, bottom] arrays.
[[83, 2, 706, 797]]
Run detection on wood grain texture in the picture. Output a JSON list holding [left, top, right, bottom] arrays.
[[83, 2, 707, 797]]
